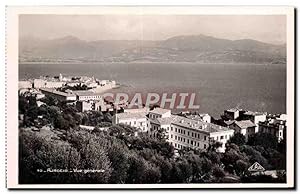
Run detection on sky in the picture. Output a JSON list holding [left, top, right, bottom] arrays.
[[19, 15, 286, 44]]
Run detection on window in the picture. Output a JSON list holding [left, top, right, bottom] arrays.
[[171, 127, 173, 131], [220, 136, 224, 140], [191, 140, 193, 145], [197, 142, 200, 147], [175, 143, 177, 148], [175, 128, 177, 133], [204, 136, 207, 141], [188, 132, 190, 136], [198, 134, 200, 139], [171, 135, 173, 139], [183, 130, 185, 135], [204, 144, 207, 149], [183, 138, 185, 142], [187, 139, 189, 144], [175, 136, 177, 140]]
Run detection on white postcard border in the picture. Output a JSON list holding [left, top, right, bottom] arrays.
[[6, 6, 295, 189]]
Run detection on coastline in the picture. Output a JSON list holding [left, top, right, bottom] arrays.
[[19, 61, 286, 66]]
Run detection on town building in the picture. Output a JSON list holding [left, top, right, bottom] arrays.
[[112, 111, 150, 132], [19, 81, 32, 89], [222, 108, 268, 140], [72, 90, 103, 101], [148, 108, 234, 152], [241, 111, 267, 132], [258, 114, 287, 141], [223, 108, 244, 120], [40, 88, 77, 101], [33, 79, 65, 89], [229, 120, 256, 141], [35, 92, 45, 100], [76, 100, 106, 112], [124, 107, 150, 114], [185, 113, 211, 123], [148, 108, 171, 119]]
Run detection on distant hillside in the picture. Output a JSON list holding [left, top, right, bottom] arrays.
[[19, 34, 286, 64]]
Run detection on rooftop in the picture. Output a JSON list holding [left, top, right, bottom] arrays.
[[154, 115, 232, 134], [186, 114, 210, 120], [157, 115, 178, 125], [226, 108, 242, 113], [116, 112, 147, 120], [234, 120, 256, 129], [40, 88, 76, 97], [224, 120, 235, 126], [243, 111, 266, 116], [172, 116, 232, 133], [149, 108, 171, 115], [72, 90, 102, 96]]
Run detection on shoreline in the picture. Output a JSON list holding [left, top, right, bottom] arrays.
[[19, 61, 286, 66]]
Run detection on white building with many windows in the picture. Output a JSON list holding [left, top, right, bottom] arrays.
[[112, 111, 150, 132], [258, 114, 287, 142], [72, 90, 103, 101], [148, 108, 171, 119], [148, 108, 234, 152]]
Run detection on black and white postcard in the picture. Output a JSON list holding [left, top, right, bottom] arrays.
[[6, 6, 295, 189]]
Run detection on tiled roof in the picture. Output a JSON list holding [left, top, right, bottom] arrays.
[[234, 120, 256, 129], [157, 115, 178, 125], [154, 115, 232, 134], [172, 116, 232, 133], [224, 120, 235, 126], [116, 112, 147, 120], [149, 108, 170, 115]]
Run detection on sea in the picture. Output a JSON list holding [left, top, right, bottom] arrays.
[[19, 62, 286, 118]]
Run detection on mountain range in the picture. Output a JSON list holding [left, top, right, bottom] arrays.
[[19, 34, 286, 64]]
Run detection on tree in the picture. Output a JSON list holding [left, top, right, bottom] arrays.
[[212, 166, 226, 182], [247, 132, 278, 149], [19, 130, 81, 184], [107, 144, 130, 183], [77, 139, 112, 183], [240, 145, 269, 170], [235, 159, 250, 176], [222, 143, 249, 175], [229, 133, 246, 146], [104, 112, 112, 123]]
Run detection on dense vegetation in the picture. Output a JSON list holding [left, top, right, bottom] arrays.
[[19, 94, 286, 184]]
